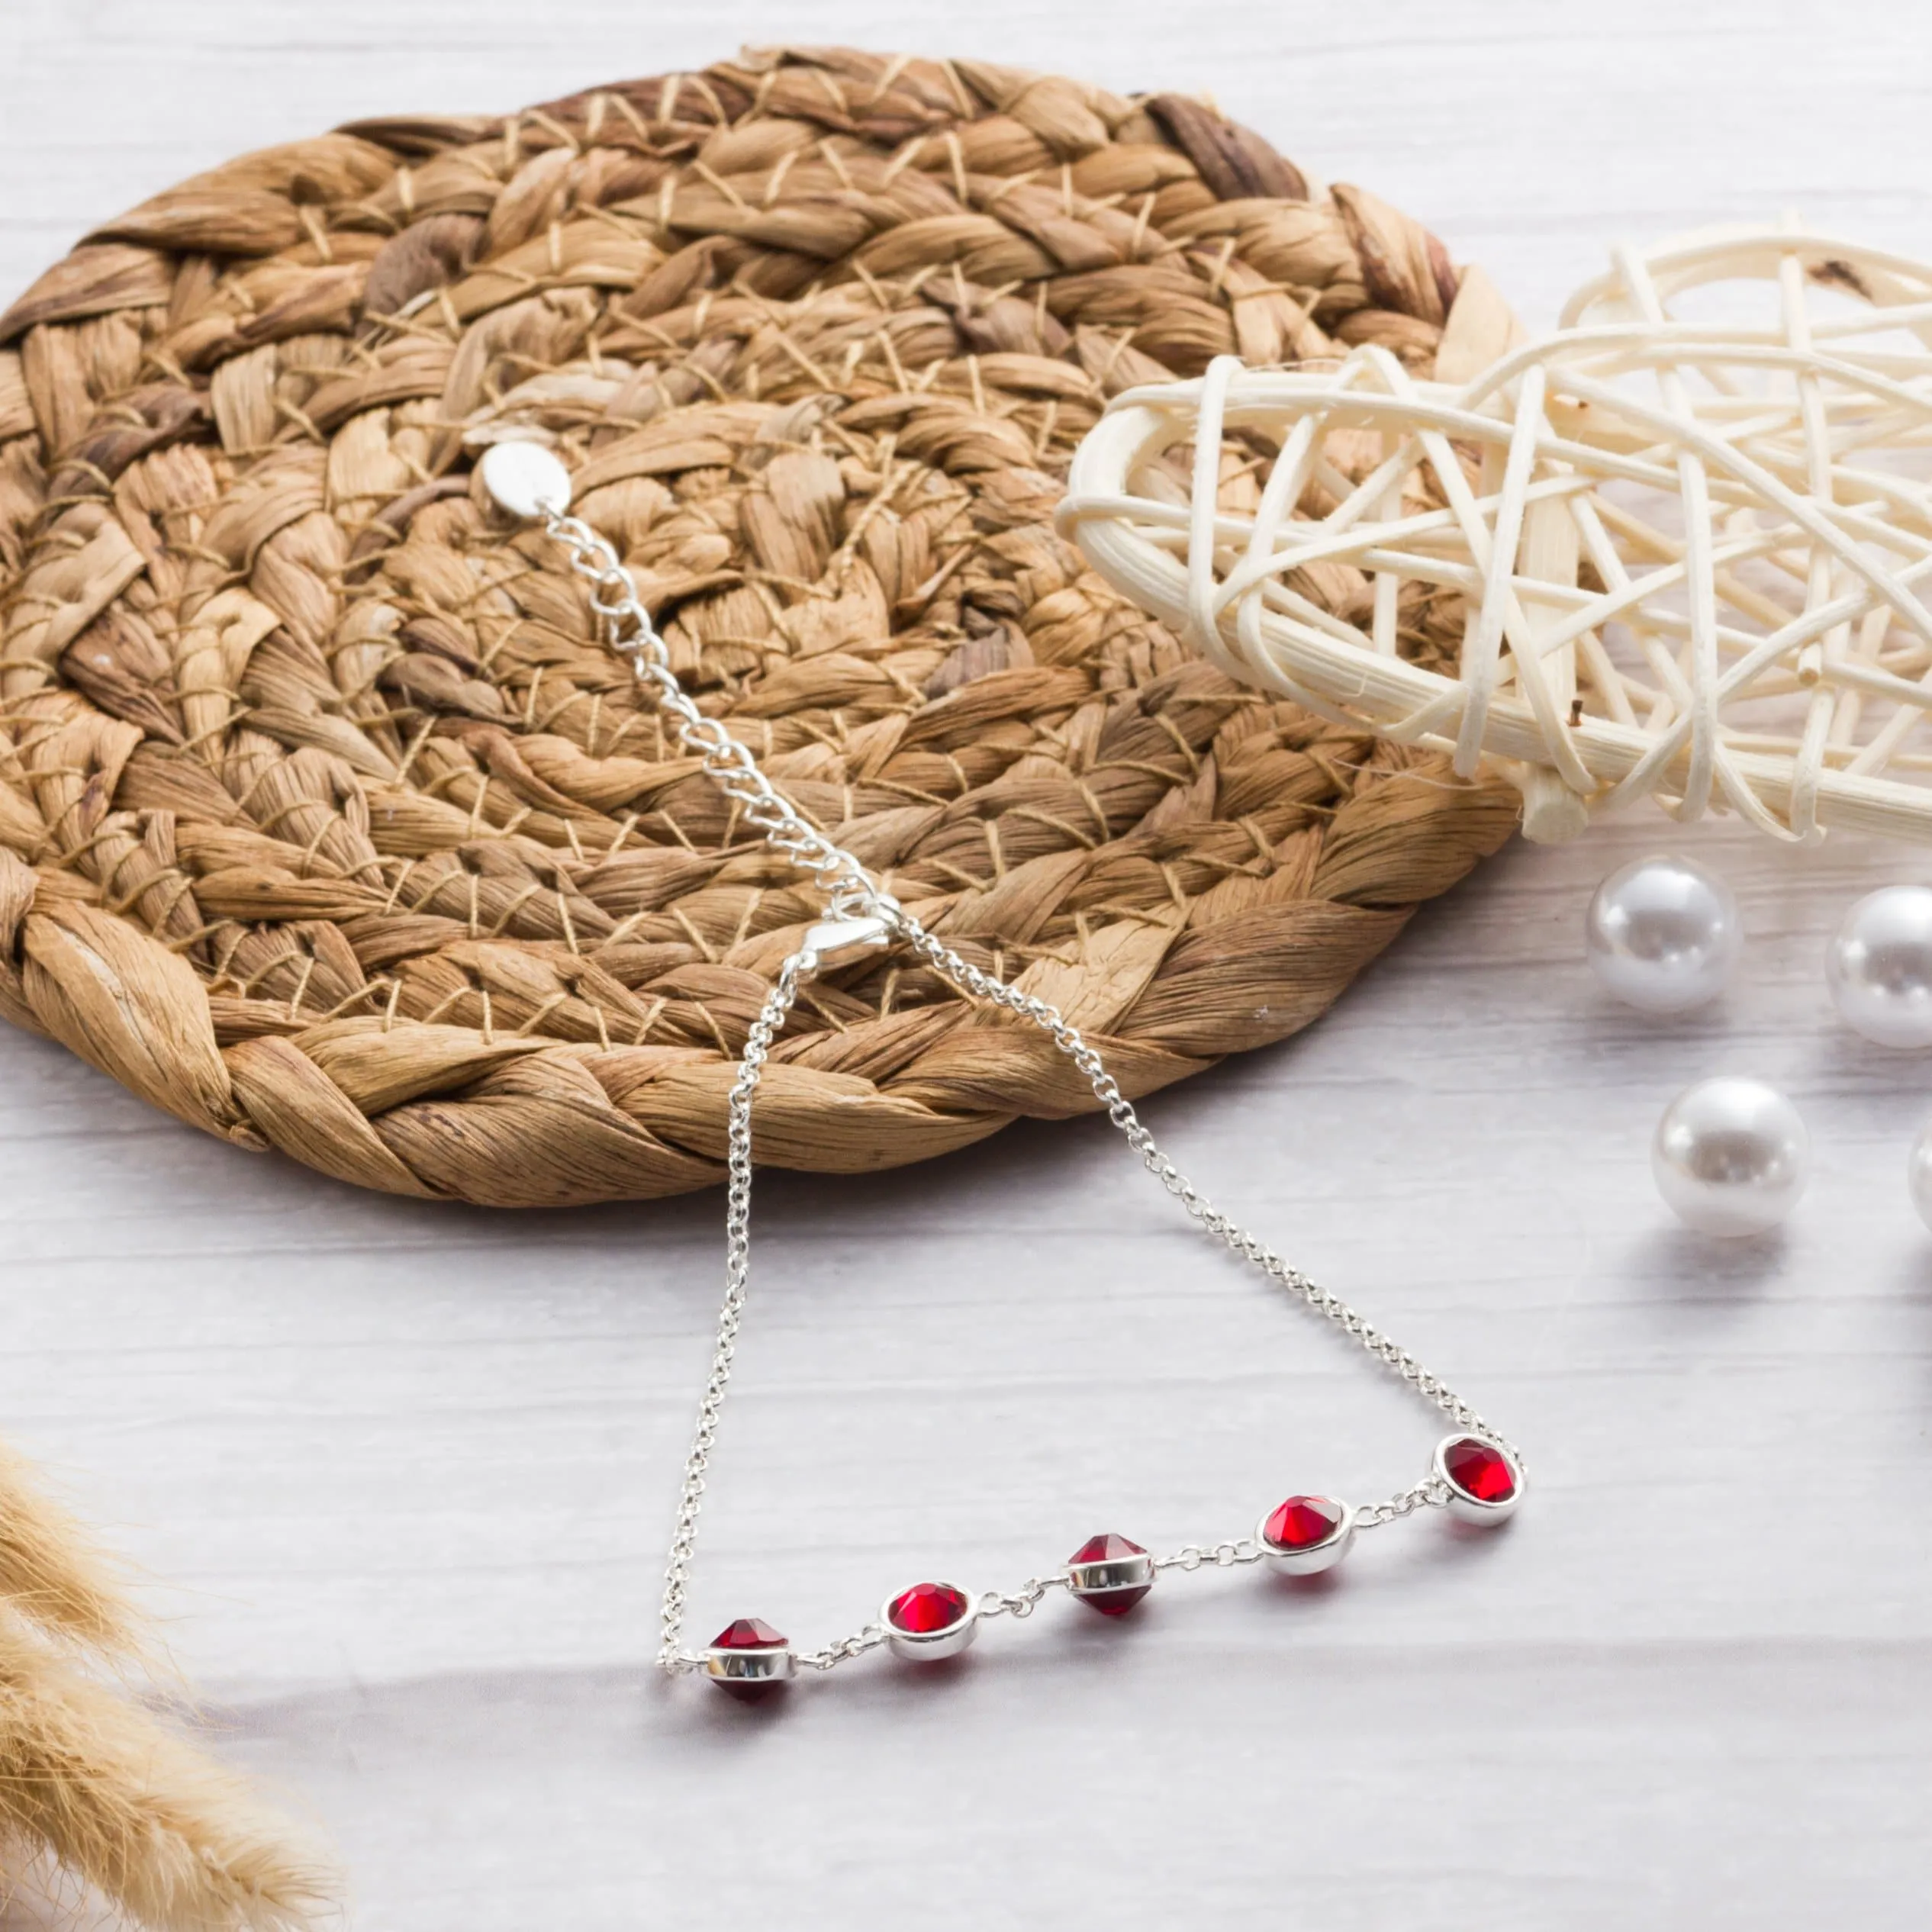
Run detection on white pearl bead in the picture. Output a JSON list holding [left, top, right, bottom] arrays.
[[1908, 1118, 1932, 1235], [1652, 1077, 1810, 1237], [1826, 885, 1932, 1048], [1585, 855, 1740, 1014]]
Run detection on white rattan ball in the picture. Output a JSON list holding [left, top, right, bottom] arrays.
[[1061, 226, 1932, 847]]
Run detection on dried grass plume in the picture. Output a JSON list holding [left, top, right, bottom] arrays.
[[0, 1441, 335, 1931]]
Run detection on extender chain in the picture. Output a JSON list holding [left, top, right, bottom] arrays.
[[481, 442, 1525, 1695]]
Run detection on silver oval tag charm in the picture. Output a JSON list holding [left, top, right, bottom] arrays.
[[478, 440, 573, 519]]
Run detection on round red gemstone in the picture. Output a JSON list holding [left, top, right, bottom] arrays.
[[709, 1617, 787, 1651], [1263, 1495, 1344, 1550], [1442, 1438, 1517, 1504], [887, 1582, 971, 1634]]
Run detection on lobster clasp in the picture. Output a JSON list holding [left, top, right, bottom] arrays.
[[799, 915, 893, 971]]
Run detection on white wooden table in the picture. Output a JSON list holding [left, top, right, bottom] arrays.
[[4, 6, 1930, 1926]]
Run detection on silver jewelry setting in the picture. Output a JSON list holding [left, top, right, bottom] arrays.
[[1255, 1500, 1355, 1576], [703, 1643, 796, 1689], [1435, 1435, 1526, 1525], [1066, 1547, 1156, 1606], [882, 1589, 980, 1663]]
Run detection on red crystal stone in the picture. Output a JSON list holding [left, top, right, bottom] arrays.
[[1067, 1532, 1152, 1617], [1442, 1438, 1517, 1504], [706, 1616, 789, 1701], [1070, 1532, 1146, 1567], [1263, 1495, 1344, 1550], [709, 1617, 787, 1651], [887, 1582, 971, 1634]]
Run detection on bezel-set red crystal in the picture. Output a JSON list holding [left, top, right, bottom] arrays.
[[1256, 1495, 1355, 1576], [882, 1582, 980, 1661], [1434, 1434, 1525, 1523], [702, 1618, 796, 1697], [1066, 1534, 1156, 1615]]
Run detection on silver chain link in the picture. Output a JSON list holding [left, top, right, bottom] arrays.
[[1153, 1540, 1267, 1573], [524, 504, 1518, 1678], [977, 1575, 1073, 1620], [794, 1624, 890, 1673]]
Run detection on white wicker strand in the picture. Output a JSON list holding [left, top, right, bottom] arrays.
[[1059, 226, 1932, 845]]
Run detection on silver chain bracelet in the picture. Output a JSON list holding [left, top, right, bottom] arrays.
[[481, 440, 1526, 1699]]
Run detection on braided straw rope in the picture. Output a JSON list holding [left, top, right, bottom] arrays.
[[1064, 223, 1932, 847], [0, 48, 1517, 1208]]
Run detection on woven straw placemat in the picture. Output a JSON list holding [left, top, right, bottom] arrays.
[[0, 47, 1517, 1207]]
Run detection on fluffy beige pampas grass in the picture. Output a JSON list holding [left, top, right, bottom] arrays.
[[0, 1444, 141, 1657], [0, 1441, 336, 1931]]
